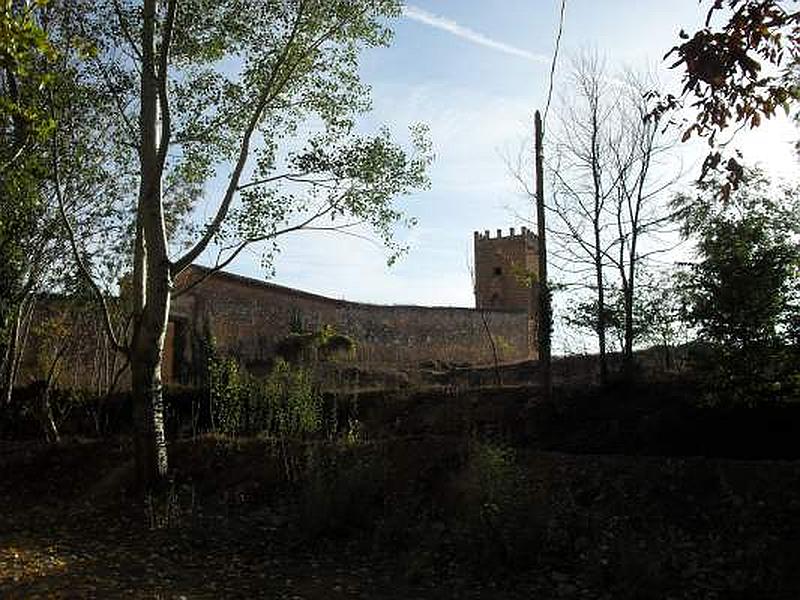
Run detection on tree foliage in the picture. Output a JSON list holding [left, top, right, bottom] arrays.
[[675, 171, 800, 402], [656, 0, 799, 195], [634, 271, 688, 370], [1, 1, 138, 408], [1, 1, 58, 406], [1, 0, 53, 305], [46, 0, 431, 487], [61, 0, 431, 271], [678, 173, 799, 346]]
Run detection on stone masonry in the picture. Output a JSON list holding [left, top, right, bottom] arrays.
[[166, 257, 534, 384], [474, 227, 539, 312]]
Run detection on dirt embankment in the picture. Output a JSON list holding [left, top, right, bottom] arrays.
[[3, 364, 800, 598]]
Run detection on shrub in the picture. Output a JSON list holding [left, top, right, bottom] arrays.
[[300, 444, 384, 537], [444, 440, 584, 571], [268, 359, 322, 438], [274, 332, 317, 364], [319, 332, 357, 361], [275, 324, 357, 364], [449, 440, 523, 564], [207, 350, 323, 440], [207, 352, 243, 435]]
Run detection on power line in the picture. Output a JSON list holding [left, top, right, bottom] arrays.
[[543, 0, 567, 130]]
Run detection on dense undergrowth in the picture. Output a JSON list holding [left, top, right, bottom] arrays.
[[3, 358, 800, 597], [2, 430, 799, 598]]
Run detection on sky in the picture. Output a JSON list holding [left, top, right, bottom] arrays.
[[209, 0, 799, 314]]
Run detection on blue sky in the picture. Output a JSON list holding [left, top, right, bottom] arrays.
[[215, 1, 798, 312]]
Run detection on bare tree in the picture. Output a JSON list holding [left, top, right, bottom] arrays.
[[508, 54, 683, 382], [546, 52, 621, 383], [606, 72, 683, 373]]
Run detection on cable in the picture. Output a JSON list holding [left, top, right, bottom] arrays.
[[543, 0, 567, 131]]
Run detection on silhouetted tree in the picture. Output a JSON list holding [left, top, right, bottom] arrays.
[[537, 54, 681, 380], [606, 72, 683, 373], [675, 170, 800, 403]]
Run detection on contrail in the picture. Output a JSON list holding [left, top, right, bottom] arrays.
[[403, 4, 548, 64]]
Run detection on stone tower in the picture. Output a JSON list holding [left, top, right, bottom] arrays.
[[474, 227, 539, 357], [474, 227, 539, 311]]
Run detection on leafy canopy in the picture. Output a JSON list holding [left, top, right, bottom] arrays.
[[654, 0, 799, 195], [68, 0, 431, 271], [674, 171, 800, 348], [1, 1, 58, 347]]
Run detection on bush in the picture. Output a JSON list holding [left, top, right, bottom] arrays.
[[687, 341, 800, 406], [319, 332, 356, 361], [207, 353, 323, 439], [676, 172, 800, 406], [274, 332, 317, 364], [299, 444, 384, 537], [448, 440, 527, 566], [268, 359, 323, 438], [274, 324, 357, 364]]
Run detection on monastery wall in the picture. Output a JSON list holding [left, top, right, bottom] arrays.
[[169, 267, 531, 382], [17, 260, 534, 391]]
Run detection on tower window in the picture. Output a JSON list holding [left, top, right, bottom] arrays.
[[493, 267, 502, 276]]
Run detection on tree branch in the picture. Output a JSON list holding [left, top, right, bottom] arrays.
[[112, 0, 144, 64], [172, 195, 351, 297], [171, 3, 309, 276], [156, 0, 177, 172], [51, 133, 128, 356], [172, 2, 367, 277]]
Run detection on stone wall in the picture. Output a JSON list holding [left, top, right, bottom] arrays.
[[17, 266, 533, 391], [170, 267, 531, 382], [16, 296, 128, 391]]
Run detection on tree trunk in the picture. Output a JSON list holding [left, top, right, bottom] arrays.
[[590, 100, 608, 385], [131, 330, 169, 488], [621, 246, 634, 374], [622, 284, 634, 376], [1, 295, 34, 407], [129, 208, 172, 489], [129, 214, 171, 488], [622, 190, 642, 375], [0, 306, 20, 407], [130, 0, 171, 489], [40, 388, 60, 443], [595, 244, 608, 384]]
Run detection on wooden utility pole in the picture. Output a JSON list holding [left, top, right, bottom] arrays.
[[534, 110, 552, 396]]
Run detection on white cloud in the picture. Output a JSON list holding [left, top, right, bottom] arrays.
[[402, 4, 548, 64]]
